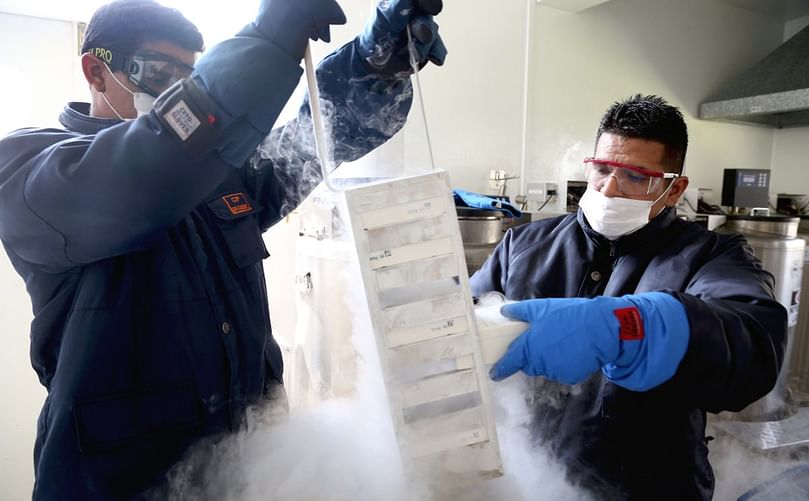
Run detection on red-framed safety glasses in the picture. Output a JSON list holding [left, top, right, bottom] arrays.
[[583, 157, 678, 196]]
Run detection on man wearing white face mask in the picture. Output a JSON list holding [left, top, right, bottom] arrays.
[[470, 94, 786, 500], [578, 150, 682, 240], [90, 48, 194, 119], [82, 17, 200, 121], [0, 0, 447, 498]]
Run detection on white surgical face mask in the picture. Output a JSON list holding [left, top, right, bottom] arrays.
[[102, 64, 156, 119], [131, 91, 156, 117], [579, 185, 673, 240]]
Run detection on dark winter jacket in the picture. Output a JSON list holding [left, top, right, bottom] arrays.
[[470, 208, 787, 500], [0, 42, 412, 500]]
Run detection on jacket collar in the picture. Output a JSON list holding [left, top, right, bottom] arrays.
[[577, 205, 679, 253], [58, 102, 122, 135]]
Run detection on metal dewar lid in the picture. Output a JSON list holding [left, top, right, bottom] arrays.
[[455, 206, 508, 220], [725, 215, 800, 238]]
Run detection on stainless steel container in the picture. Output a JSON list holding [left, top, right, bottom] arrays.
[[720, 216, 804, 421], [458, 214, 503, 245], [457, 207, 507, 276], [790, 217, 809, 397], [456, 208, 532, 276]]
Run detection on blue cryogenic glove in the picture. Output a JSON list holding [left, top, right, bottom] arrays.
[[356, 0, 448, 77], [187, 0, 346, 167], [489, 293, 690, 391]]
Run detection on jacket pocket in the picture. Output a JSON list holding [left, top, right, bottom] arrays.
[[73, 384, 202, 454], [206, 192, 269, 268]]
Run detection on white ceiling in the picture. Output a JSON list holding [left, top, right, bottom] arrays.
[[2, 0, 809, 27], [535, 0, 612, 12]]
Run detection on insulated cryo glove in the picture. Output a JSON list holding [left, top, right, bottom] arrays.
[[180, 0, 346, 167], [356, 0, 448, 76], [489, 293, 690, 391]]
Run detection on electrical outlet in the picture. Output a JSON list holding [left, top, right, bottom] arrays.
[[527, 182, 558, 201], [527, 182, 547, 201], [526, 182, 559, 212]]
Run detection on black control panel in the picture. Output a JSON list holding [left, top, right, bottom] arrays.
[[721, 169, 770, 208]]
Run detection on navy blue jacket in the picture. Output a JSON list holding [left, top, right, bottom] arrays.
[[0, 42, 412, 499], [470, 208, 787, 500]]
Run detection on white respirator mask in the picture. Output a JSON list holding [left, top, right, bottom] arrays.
[[102, 63, 156, 119], [131, 91, 156, 117], [579, 185, 673, 240]]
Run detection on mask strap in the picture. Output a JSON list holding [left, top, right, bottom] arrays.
[[649, 179, 677, 220], [104, 63, 135, 97], [100, 91, 125, 120], [100, 62, 135, 120], [654, 178, 677, 205]]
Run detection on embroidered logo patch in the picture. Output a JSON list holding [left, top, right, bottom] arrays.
[[222, 193, 252, 215], [614, 306, 644, 341]]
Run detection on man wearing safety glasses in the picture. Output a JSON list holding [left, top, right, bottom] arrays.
[[471, 95, 785, 499], [84, 47, 196, 119], [0, 0, 446, 498], [580, 155, 680, 239]]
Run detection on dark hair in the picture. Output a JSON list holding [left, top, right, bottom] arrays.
[[596, 94, 689, 174], [81, 0, 204, 57]]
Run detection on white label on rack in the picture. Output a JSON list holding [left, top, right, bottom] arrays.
[[360, 197, 447, 230], [384, 293, 468, 331], [388, 315, 468, 347], [375, 254, 459, 292], [368, 238, 454, 270], [399, 369, 479, 408], [413, 440, 503, 475], [388, 333, 473, 370], [403, 406, 489, 457]]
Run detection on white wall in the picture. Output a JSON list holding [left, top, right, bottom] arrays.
[[0, 12, 80, 500], [0, 13, 86, 135], [401, 0, 529, 192], [772, 127, 809, 197], [0, 252, 43, 501], [526, 0, 786, 208], [772, 15, 809, 198]]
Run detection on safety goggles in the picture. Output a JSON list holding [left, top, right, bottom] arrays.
[[86, 47, 194, 97], [584, 157, 678, 196]]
